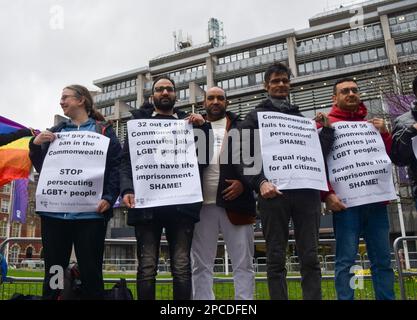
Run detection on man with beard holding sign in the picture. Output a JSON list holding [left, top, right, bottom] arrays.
[[240, 62, 334, 300], [324, 78, 395, 300], [120, 76, 207, 300]]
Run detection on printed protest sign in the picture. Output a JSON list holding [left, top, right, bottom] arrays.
[[36, 131, 109, 212], [258, 112, 328, 191], [327, 122, 396, 208], [127, 119, 202, 208]]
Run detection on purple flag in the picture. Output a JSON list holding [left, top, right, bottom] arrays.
[[11, 179, 29, 223]]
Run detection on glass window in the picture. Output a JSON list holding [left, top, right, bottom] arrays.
[[121, 82, 126, 89], [225, 56, 231, 63], [242, 76, 249, 86], [298, 64, 305, 75], [117, 83, 121, 90], [231, 54, 237, 62], [305, 62, 313, 74], [360, 50, 369, 62], [277, 44, 283, 51], [237, 53, 243, 61], [403, 41, 412, 53], [313, 60, 321, 72], [396, 43, 404, 56], [270, 45, 276, 53], [256, 48, 263, 56], [263, 47, 270, 55], [236, 77, 242, 88], [329, 57, 336, 69], [377, 47, 386, 58], [369, 49, 377, 60], [244, 51, 250, 59], [255, 73, 263, 84], [321, 59, 329, 70], [352, 52, 360, 64], [412, 40, 417, 52], [0, 221, 7, 237], [218, 57, 225, 64], [344, 54, 353, 66], [222, 80, 229, 90], [229, 78, 235, 89], [1, 199, 9, 213]]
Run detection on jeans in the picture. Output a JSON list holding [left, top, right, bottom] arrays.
[[333, 203, 395, 300], [134, 214, 195, 300], [41, 216, 107, 300], [258, 189, 322, 300]]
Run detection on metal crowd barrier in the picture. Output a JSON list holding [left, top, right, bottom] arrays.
[[393, 236, 417, 300]]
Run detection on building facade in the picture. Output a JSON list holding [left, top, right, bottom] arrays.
[[92, 0, 417, 259]]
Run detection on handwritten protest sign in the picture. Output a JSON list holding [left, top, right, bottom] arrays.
[[127, 119, 202, 208], [258, 112, 327, 191], [327, 122, 396, 208], [36, 131, 109, 212]]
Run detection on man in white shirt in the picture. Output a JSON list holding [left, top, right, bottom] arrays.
[[191, 86, 256, 300]]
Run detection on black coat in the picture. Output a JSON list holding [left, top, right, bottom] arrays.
[[119, 106, 209, 225], [206, 111, 256, 214], [239, 98, 335, 192], [391, 102, 417, 199]]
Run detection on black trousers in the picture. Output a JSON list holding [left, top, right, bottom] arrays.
[[40, 216, 107, 300], [258, 189, 322, 300], [134, 214, 195, 300]]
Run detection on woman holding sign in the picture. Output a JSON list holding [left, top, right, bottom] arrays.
[[29, 85, 121, 300]]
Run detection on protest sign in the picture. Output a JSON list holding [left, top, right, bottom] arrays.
[[327, 121, 396, 207], [127, 119, 202, 208], [36, 131, 109, 212], [258, 112, 328, 191]]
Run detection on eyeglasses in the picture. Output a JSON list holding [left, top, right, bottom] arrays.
[[206, 95, 226, 101], [269, 78, 290, 85], [60, 95, 77, 101], [154, 86, 175, 93], [339, 87, 359, 95]]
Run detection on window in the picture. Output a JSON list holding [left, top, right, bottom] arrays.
[[222, 80, 229, 90], [218, 57, 224, 65], [344, 54, 353, 66], [313, 60, 321, 72], [231, 54, 237, 62], [255, 73, 263, 84], [27, 224, 36, 238], [244, 51, 250, 59], [1, 199, 9, 213], [329, 57, 336, 69], [352, 52, 360, 64], [263, 47, 270, 55], [1, 184, 11, 194], [9, 245, 20, 265], [0, 221, 7, 237], [235, 77, 242, 88], [11, 222, 21, 237], [360, 50, 369, 62], [369, 49, 377, 61], [237, 53, 243, 61], [305, 62, 313, 74], [321, 59, 329, 71], [242, 76, 249, 87], [256, 48, 263, 56], [377, 47, 386, 58], [224, 56, 231, 64], [228, 79, 235, 89], [298, 63, 306, 75]]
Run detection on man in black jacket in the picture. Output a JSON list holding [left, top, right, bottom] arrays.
[[391, 76, 417, 208], [240, 62, 334, 300], [120, 76, 207, 300], [191, 86, 256, 300]]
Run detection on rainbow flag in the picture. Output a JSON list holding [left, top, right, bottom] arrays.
[[0, 116, 32, 186]]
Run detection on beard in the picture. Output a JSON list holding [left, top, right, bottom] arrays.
[[207, 105, 226, 120], [153, 96, 176, 111]]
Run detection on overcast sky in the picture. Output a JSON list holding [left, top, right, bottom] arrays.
[[0, 0, 365, 130]]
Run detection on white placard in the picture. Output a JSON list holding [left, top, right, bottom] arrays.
[[258, 112, 328, 191], [327, 121, 397, 208], [127, 119, 203, 208], [36, 131, 109, 212]]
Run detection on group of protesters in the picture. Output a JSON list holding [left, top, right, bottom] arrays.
[[6, 61, 417, 300]]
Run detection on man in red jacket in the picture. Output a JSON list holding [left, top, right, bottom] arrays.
[[324, 78, 395, 300]]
